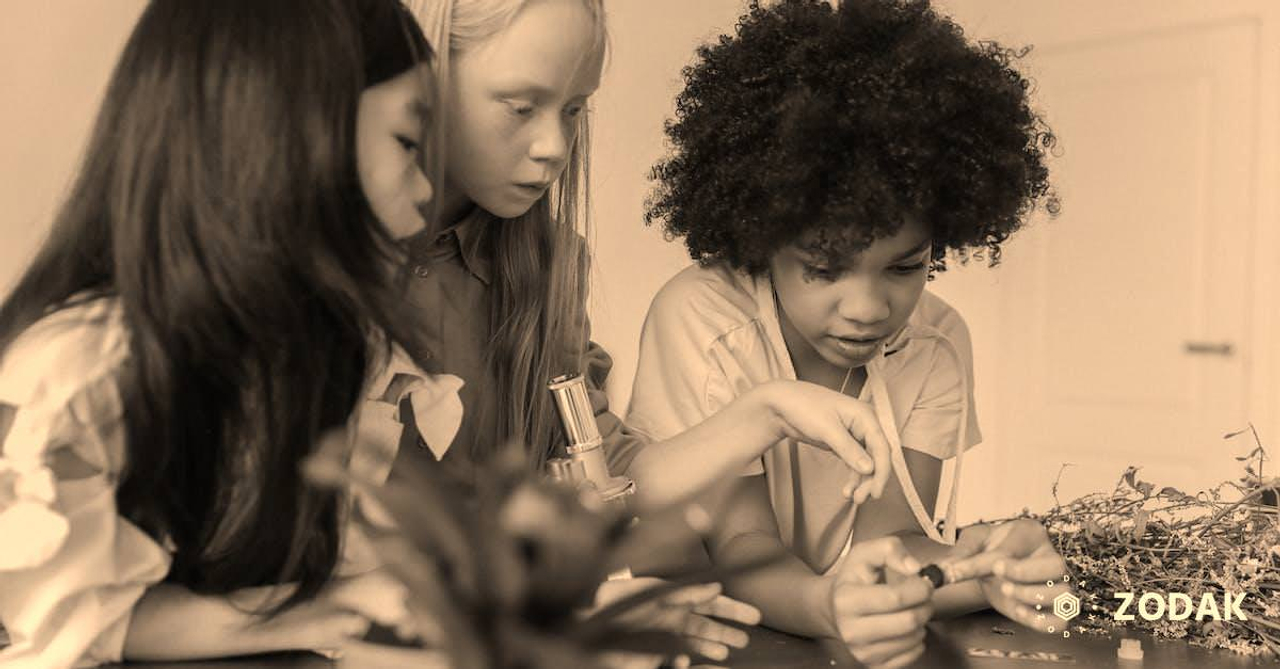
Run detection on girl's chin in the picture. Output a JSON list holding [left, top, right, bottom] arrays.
[[478, 193, 539, 220]]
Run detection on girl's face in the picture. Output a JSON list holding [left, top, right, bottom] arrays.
[[771, 218, 932, 371], [443, 0, 603, 220], [356, 64, 435, 239]]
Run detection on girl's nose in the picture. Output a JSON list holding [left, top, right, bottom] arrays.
[[528, 117, 571, 165], [836, 278, 891, 325]]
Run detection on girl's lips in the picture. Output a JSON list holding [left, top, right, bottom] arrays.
[[832, 334, 885, 344], [829, 334, 886, 358], [513, 182, 549, 198]]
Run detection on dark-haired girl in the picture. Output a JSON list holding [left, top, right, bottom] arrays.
[[631, 1, 1070, 666], [0, 0, 438, 664]]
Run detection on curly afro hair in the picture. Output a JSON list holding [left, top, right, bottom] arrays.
[[646, 0, 1057, 275]]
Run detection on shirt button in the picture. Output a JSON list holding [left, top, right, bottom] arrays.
[[413, 264, 431, 279]]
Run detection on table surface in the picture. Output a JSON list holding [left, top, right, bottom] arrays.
[[105, 611, 1273, 668]]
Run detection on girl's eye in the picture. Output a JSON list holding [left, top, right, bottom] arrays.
[[802, 264, 837, 282], [395, 135, 419, 153], [564, 104, 585, 118], [890, 262, 927, 275], [506, 101, 535, 117]]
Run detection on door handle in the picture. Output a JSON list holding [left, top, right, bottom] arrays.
[[1184, 341, 1234, 356]]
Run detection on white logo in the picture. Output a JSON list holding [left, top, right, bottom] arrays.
[[1053, 592, 1081, 621], [1113, 592, 1248, 622]]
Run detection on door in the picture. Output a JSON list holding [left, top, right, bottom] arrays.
[[931, 2, 1266, 518]]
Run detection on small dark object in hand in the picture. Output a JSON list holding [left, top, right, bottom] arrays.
[[991, 625, 1016, 635], [918, 563, 945, 588]]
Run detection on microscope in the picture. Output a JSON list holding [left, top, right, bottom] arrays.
[[544, 373, 635, 510]]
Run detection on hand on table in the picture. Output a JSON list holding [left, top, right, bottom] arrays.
[[593, 577, 761, 669], [827, 537, 933, 669], [298, 568, 422, 654], [944, 520, 1073, 633]]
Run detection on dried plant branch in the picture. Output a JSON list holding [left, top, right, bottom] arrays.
[[991, 430, 1280, 658]]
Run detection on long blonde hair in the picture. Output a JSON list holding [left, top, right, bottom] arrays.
[[408, 0, 606, 469]]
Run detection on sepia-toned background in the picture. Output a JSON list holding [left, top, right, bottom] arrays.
[[4, 0, 1278, 524]]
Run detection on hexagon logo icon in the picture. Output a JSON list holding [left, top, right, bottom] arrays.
[[1054, 592, 1081, 622]]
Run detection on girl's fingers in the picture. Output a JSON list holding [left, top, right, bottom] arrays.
[[837, 605, 931, 646], [994, 553, 1068, 584], [946, 523, 991, 560], [997, 581, 1071, 607], [313, 613, 372, 650], [835, 579, 932, 617], [942, 551, 1003, 583], [660, 582, 723, 607], [879, 642, 927, 669], [837, 401, 892, 499], [687, 638, 731, 662], [691, 593, 763, 626], [848, 627, 927, 667], [683, 614, 751, 649], [844, 536, 924, 581], [1000, 600, 1060, 633], [327, 570, 412, 625], [597, 651, 663, 669]]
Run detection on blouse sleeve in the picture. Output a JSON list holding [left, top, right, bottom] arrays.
[[898, 324, 983, 460], [583, 333, 651, 479], [0, 310, 171, 668], [624, 285, 752, 474]]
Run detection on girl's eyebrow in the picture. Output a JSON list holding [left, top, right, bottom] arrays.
[[407, 98, 431, 122], [494, 79, 597, 101], [494, 80, 557, 98], [891, 240, 932, 261]]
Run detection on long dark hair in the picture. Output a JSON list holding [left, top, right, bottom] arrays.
[[0, 0, 433, 611]]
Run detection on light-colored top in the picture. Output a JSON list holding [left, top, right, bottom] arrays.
[[0, 297, 461, 668], [626, 263, 982, 573]]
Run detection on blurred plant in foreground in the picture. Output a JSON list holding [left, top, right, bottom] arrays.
[[304, 439, 775, 668]]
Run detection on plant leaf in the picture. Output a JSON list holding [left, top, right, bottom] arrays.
[[1132, 509, 1149, 540]]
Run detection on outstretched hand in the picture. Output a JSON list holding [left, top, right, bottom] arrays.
[[943, 520, 1072, 633], [593, 577, 762, 669], [759, 380, 891, 504]]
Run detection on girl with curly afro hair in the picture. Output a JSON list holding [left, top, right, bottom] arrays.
[[627, 0, 1065, 665]]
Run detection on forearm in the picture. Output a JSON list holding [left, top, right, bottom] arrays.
[[712, 532, 836, 639], [625, 389, 778, 512], [123, 583, 322, 661], [894, 532, 989, 618]]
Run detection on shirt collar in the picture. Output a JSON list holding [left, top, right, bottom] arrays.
[[409, 206, 492, 285], [452, 208, 492, 285]]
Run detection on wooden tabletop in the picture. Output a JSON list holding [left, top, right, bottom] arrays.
[[109, 611, 1271, 668]]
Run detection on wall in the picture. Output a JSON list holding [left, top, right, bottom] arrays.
[[0, 2, 148, 293], [586, 0, 748, 411]]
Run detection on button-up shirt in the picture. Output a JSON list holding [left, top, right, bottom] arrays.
[[393, 210, 645, 485]]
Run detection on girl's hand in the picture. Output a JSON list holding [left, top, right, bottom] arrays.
[[827, 537, 933, 669], [249, 596, 372, 654], [944, 520, 1072, 633], [593, 577, 762, 668], [288, 569, 422, 652], [756, 380, 892, 504], [319, 569, 417, 634]]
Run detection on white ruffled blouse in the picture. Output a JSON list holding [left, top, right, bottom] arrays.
[[0, 298, 461, 667]]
